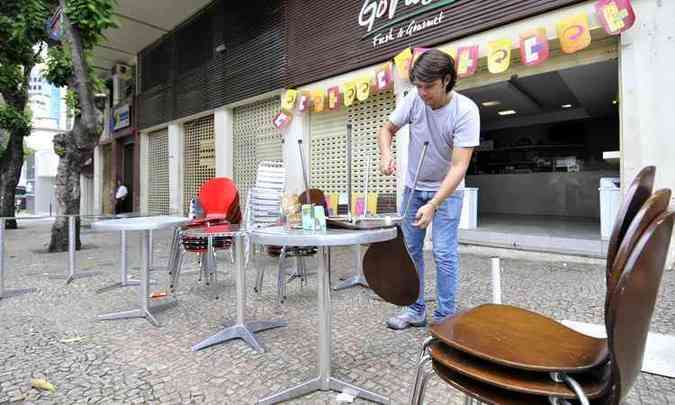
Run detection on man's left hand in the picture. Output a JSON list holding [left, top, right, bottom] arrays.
[[414, 204, 435, 229]]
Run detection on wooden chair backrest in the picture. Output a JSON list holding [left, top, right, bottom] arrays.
[[606, 211, 674, 404]]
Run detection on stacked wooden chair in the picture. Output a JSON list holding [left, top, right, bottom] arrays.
[[410, 167, 674, 405]]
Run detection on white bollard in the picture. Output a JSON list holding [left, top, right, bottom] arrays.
[[491, 257, 502, 304]]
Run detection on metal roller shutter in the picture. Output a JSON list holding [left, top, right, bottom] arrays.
[[310, 90, 397, 213], [147, 129, 170, 214], [233, 97, 282, 201], [183, 115, 215, 214]]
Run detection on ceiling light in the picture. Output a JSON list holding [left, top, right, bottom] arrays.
[[481, 101, 501, 107], [498, 110, 517, 116], [561, 104, 573, 109]]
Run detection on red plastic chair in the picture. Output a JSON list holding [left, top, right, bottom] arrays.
[[168, 177, 242, 292]]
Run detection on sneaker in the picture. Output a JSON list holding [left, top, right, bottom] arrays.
[[386, 309, 427, 330]]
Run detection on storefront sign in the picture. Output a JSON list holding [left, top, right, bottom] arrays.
[[273, 0, 638, 130], [112, 103, 130, 131], [359, 0, 458, 47]]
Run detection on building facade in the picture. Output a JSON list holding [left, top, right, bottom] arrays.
[[100, 0, 674, 263]]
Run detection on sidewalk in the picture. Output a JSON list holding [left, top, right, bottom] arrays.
[[1, 220, 673, 404]]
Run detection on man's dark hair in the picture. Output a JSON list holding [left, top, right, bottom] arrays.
[[409, 49, 457, 93]]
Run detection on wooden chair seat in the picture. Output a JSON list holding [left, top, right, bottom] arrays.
[[430, 304, 609, 372], [429, 340, 610, 399], [431, 360, 608, 405]]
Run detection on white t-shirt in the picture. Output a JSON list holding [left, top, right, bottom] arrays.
[[389, 90, 480, 191], [115, 185, 128, 200]]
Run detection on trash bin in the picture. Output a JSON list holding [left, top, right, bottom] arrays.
[[460, 187, 478, 229], [599, 177, 621, 240]]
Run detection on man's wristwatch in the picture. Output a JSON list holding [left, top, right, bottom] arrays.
[[428, 199, 441, 210]]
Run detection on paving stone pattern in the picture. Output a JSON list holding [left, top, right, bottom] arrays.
[[0, 220, 674, 404]]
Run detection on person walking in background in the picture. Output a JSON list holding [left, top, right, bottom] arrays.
[[114, 179, 128, 214]]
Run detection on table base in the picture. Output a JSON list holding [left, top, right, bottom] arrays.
[[96, 308, 159, 326], [256, 376, 390, 405], [192, 319, 287, 352], [49, 270, 103, 285], [95, 279, 141, 294], [333, 274, 368, 290]]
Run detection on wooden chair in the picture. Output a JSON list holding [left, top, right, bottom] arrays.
[[411, 209, 673, 404], [407, 167, 668, 405]]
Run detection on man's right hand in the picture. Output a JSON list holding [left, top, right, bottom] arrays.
[[380, 153, 396, 175]]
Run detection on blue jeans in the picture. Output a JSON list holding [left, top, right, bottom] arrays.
[[401, 188, 463, 319]]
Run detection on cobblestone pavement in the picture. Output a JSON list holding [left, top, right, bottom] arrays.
[[1, 219, 674, 405]]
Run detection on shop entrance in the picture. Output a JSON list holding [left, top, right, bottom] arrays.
[[461, 59, 620, 257]]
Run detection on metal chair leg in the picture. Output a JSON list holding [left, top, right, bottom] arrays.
[[254, 245, 265, 294], [169, 247, 185, 294], [277, 246, 287, 304], [416, 370, 432, 405], [418, 336, 435, 362], [409, 354, 432, 405]]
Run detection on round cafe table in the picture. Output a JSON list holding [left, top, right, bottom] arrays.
[[91, 215, 189, 326], [251, 225, 397, 405], [183, 224, 287, 352]]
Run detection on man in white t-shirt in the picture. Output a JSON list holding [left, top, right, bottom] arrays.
[[114, 179, 128, 214], [378, 49, 480, 329]]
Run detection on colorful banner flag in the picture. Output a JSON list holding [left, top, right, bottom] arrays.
[[375, 63, 393, 92], [272, 110, 293, 129], [356, 77, 371, 102], [595, 0, 636, 35], [312, 89, 325, 113], [297, 91, 312, 113], [327, 193, 339, 217], [557, 13, 592, 54], [342, 82, 357, 107], [487, 39, 512, 74], [281, 89, 298, 110], [393, 48, 413, 78], [438, 45, 458, 63], [367, 192, 378, 215], [327, 86, 341, 111], [519, 28, 550, 66], [456, 46, 479, 79]]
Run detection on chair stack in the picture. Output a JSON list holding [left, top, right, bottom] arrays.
[[168, 177, 241, 293], [410, 167, 674, 405], [246, 161, 328, 303]]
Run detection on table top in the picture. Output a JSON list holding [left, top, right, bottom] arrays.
[[250, 225, 396, 247], [182, 224, 245, 238], [91, 215, 190, 232]]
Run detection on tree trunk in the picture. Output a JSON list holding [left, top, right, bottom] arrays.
[[0, 129, 25, 229], [48, 2, 102, 252], [48, 119, 93, 252]]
